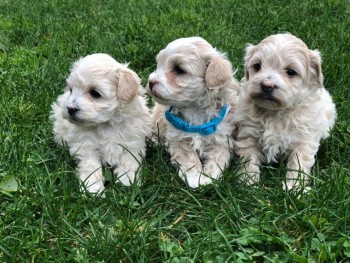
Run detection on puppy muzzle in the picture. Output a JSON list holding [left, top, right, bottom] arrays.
[[67, 106, 79, 116], [148, 80, 157, 91], [261, 80, 277, 93]]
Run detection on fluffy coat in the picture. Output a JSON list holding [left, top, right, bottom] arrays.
[[147, 37, 240, 188], [51, 54, 151, 194], [233, 33, 336, 190]]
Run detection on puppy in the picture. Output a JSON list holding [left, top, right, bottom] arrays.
[[147, 37, 240, 188], [234, 33, 336, 190], [51, 53, 152, 194]]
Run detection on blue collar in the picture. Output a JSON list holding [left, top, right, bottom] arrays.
[[165, 104, 230, 136]]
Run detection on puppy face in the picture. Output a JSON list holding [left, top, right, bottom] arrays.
[[147, 37, 233, 107], [244, 33, 323, 110], [62, 53, 140, 126]]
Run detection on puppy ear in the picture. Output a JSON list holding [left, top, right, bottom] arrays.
[[205, 53, 232, 89], [309, 50, 323, 87], [116, 68, 140, 104], [70, 57, 83, 72], [244, 44, 255, 81]]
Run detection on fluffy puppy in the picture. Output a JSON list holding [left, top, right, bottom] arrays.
[[51, 53, 151, 194], [147, 37, 240, 188], [234, 33, 336, 190]]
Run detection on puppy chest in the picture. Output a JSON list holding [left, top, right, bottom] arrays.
[[97, 131, 136, 165], [98, 141, 122, 164], [169, 131, 231, 156], [259, 123, 297, 161]]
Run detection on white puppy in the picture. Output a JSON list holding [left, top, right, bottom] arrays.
[[51, 53, 152, 194], [234, 33, 336, 190], [147, 37, 240, 188]]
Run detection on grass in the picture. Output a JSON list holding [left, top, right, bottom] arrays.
[[0, 0, 349, 262]]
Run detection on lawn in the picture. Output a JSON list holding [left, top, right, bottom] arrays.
[[0, 0, 349, 262]]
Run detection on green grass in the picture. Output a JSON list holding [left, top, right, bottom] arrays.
[[1, 0, 350, 262]]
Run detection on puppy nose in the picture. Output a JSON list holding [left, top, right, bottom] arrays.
[[67, 106, 79, 115], [148, 80, 157, 90], [261, 81, 276, 92]]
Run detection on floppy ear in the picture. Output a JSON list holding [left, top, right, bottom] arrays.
[[116, 68, 140, 104], [205, 53, 233, 89], [309, 49, 323, 87], [244, 44, 255, 81], [69, 57, 83, 73]]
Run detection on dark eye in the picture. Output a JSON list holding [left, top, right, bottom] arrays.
[[286, 68, 297, 77], [89, 89, 101, 98], [69, 88, 72, 93], [253, 63, 261, 72], [173, 65, 186, 75]]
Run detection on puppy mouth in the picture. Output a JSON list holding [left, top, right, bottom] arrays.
[[152, 95, 171, 105], [150, 90, 162, 99], [149, 87, 193, 107], [68, 115, 84, 124], [251, 91, 282, 107], [258, 91, 276, 100], [149, 90, 170, 104]]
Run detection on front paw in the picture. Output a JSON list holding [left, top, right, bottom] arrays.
[[179, 169, 212, 188], [239, 163, 260, 185], [283, 171, 309, 191], [203, 161, 223, 180], [81, 179, 105, 197], [114, 166, 138, 186]]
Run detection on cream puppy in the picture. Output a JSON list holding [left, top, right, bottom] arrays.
[[147, 37, 240, 188], [51, 53, 151, 195], [234, 33, 336, 190]]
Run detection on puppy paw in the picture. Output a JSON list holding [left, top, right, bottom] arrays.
[[114, 166, 138, 186], [179, 169, 212, 188], [81, 180, 105, 197], [283, 171, 309, 191], [203, 161, 223, 180], [117, 173, 137, 186], [282, 180, 298, 191], [239, 163, 260, 185], [240, 172, 260, 185]]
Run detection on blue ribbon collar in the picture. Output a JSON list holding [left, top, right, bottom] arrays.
[[165, 104, 230, 136]]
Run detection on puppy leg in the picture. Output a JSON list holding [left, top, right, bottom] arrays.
[[202, 143, 231, 181], [150, 104, 167, 144], [114, 150, 142, 186], [284, 145, 316, 190], [169, 141, 204, 188], [77, 157, 105, 195], [236, 144, 262, 185]]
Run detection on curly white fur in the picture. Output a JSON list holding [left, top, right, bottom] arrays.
[[51, 53, 151, 194], [233, 33, 336, 190], [147, 37, 240, 188]]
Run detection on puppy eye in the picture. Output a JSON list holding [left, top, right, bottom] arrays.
[[89, 89, 101, 98], [173, 65, 186, 75], [286, 68, 297, 77], [69, 88, 72, 93], [253, 63, 261, 72]]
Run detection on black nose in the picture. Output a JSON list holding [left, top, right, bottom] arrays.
[[148, 80, 156, 91], [67, 106, 79, 116], [261, 83, 276, 93]]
